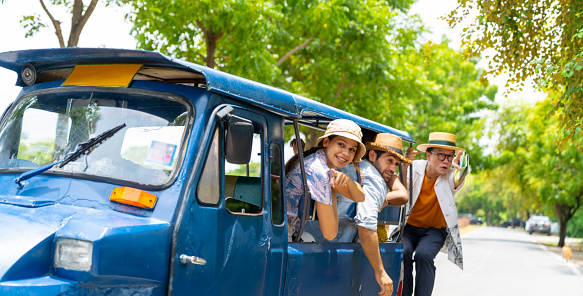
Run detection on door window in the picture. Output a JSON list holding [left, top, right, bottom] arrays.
[[196, 127, 220, 205], [197, 117, 264, 215]]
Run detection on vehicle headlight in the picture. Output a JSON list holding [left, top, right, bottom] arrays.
[[54, 238, 93, 271]]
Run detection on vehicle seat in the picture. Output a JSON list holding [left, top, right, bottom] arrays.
[[225, 175, 261, 213]]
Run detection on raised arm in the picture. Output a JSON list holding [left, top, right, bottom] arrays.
[[451, 150, 466, 189], [399, 147, 418, 189], [358, 226, 394, 296], [315, 198, 339, 240]]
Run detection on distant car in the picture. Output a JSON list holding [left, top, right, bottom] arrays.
[[526, 215, 552, 235], [501, 218, 523, 228], [501, 220, 512, 228], [470, 216, 483, 225]]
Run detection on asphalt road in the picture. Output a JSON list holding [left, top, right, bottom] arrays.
[[431, 226, 583, 295]]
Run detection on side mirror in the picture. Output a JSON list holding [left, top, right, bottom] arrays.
[[225, 116, 253, 164]]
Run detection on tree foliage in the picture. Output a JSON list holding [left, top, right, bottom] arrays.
[[447, 0, 583, 150], [128, 0, 497, 168]]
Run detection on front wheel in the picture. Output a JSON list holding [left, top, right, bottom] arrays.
[[528, 231, 533, 235], [547, 231, 551, 236]]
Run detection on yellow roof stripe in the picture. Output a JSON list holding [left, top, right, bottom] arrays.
[[63, 64, 142, 87]]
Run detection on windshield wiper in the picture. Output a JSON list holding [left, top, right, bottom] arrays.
[[15, 123, 126, 188]]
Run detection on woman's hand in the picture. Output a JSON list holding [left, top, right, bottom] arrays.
[[332, 170, 350, 188], [332, 169, 365, 202]]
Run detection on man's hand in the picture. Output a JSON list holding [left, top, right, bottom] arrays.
[[380, 198, 390, 210], [405, 147, 417, 164], [359, 226, 394, 296], [452, 150, 464, 170], [375, 270, 394, 296]]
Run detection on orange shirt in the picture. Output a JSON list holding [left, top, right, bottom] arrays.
[[407, 174, 447, 229]]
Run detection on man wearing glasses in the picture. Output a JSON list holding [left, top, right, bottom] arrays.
[[399, 132, 467, 296]]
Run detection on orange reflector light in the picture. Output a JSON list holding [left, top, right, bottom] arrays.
[[110, 187, 157, 209], [63, 64, 142, 87]]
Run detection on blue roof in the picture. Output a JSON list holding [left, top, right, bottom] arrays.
[[0, 48, 413, 142]]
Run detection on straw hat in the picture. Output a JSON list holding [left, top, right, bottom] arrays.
[[316, 119, 366, 161], [416, 132, 465, 153], [365, 133, 412, 164]]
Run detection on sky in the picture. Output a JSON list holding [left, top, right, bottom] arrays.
[[0, 0, 546, 116], [0, 0, 135, 112]]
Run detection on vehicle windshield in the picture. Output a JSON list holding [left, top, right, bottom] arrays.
[[0, 88, 191, 186]]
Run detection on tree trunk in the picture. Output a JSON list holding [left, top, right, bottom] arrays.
[[67, 0, 98, 47], [558, 219, 568, 247], [556, 203, 573, 247], [39, 0, 65, 47], [196, 20, 223, 68]]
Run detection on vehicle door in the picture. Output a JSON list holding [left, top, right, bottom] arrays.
[[171, 104, 284, 296]]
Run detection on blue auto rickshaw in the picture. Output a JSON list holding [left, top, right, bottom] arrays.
[[0, 48, 412, 296]]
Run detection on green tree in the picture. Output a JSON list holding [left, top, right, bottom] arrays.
[[524, 99, 583, 246], [567, 211, 583, 238], [490, 101, 541, 217], [455, 167, 525, 226], [128, 0, 498, 166], [129, 0, 281, 80], [447, 0, 583, 150]]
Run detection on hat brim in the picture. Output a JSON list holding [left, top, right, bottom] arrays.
[[417, 143, 465, 153], [365, 143, 412, 164], [317, 133, 366, 162]]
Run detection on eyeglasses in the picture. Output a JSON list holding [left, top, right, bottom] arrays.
[[429, 151, 455, 162]]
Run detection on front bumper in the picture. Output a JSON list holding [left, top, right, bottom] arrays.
[[0, 276, 78, 296], [0, 276, 165, 296]]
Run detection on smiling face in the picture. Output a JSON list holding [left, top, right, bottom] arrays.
[[425, 148, 456, 178], [369, 151, 401, 183], [322, 135, 359, 169]]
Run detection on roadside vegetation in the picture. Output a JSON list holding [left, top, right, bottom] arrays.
[[449, 0, 583, 247]]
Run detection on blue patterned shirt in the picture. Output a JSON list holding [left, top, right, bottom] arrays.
[[285, 149, 334, 227]]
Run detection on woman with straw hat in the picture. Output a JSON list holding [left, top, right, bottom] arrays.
[[398, 132, 467, 296], [285, 119, 366, 241]]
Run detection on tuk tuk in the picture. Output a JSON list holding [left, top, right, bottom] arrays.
[[0, 48, 413, 296]]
